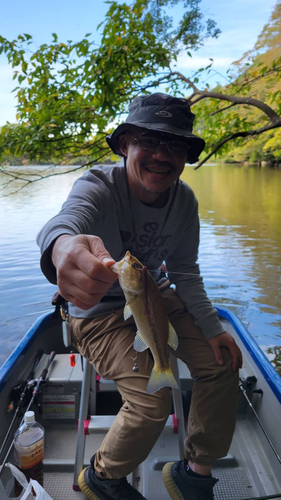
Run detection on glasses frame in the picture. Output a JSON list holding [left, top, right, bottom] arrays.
[[127, 133, 190, 157]]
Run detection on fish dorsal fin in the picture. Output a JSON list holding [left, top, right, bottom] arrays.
[[123, 304, 132, 321], [168, 322, 178, 351], [133, 331, 149, 352]]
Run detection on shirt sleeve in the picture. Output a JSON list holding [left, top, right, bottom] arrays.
[[166, 196, 225, 340], [36, 169, 106, 284]]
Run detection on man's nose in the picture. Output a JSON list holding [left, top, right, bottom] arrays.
[[151, 142, 171, 158]]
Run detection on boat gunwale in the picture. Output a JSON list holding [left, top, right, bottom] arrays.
[[215, 304, 281, 403], [0, 307, 281, 404], [0, 312, 54, 391]]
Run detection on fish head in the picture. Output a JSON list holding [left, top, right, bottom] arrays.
[[111, 251, 144, 294]]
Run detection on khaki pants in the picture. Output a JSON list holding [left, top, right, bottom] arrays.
[[69, 282, 239, 479]]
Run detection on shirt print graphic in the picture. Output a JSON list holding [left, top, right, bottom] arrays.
[[120, 221, 172, 262]]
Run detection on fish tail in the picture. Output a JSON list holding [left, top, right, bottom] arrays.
[[146, 365, 178, 394]]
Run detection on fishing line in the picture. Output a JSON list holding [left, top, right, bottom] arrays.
[[148, 269, 281, 283], [148, 270, 200, 277]]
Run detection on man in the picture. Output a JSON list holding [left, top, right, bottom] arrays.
[[37, 93, 242, 500]]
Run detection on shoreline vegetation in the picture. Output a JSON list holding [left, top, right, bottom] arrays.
[[1, 157, 281, 169], [0, 2, 281, 172]]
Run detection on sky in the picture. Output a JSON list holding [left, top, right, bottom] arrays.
[[0, 0, 277, 124]]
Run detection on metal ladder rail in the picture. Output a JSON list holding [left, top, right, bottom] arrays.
[[72, 354, 186, 490]]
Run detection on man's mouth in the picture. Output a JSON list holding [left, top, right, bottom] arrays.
[[146, 167, 171, 175]]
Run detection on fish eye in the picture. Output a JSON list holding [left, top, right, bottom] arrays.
[[132, 263, 143, 270]]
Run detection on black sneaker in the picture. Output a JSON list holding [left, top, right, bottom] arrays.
[[78, 457, 147, 500], [162, 460, 218, 500]]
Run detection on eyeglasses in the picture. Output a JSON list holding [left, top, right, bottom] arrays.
[[128, 133, 190, 156]]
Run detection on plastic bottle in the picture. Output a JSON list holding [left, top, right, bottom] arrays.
[[14, 410, 44, 497]]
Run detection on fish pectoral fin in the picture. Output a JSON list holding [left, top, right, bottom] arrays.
[[133, 331, 149, 352], [168, 322, 178, 351], [124, 292, 137, 306], [123, 304, 132, 321], [146, 365, 178, 394]]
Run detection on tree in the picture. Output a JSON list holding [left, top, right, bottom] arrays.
[[212, 0, 281, 165], [0, 0, 280, 183]]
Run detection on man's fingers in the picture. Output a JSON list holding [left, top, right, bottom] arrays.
[[211, 344, 224, 366], [58, 282, 109, 310], [228, 343, 243, 372], [74, 248, 116, 283]]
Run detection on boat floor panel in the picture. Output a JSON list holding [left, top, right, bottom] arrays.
[[39, 414, 281, 500]]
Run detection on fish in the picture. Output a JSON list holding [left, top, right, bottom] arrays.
[[111, 251, 178, 394]]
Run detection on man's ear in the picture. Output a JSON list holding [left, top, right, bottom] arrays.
[[119, 134, 128, 157]]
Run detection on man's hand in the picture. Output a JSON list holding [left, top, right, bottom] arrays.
[[208, 331, 243, 372], [52, 234, 117, 309]]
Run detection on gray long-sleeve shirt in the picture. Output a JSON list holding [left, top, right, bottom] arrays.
[[37, 164, 225, 340]]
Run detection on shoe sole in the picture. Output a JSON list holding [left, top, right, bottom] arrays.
[[78, 468, 100, 500], [162, 462, 184, 500]]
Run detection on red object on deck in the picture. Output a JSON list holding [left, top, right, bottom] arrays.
[[70, 354, 76, 367], [172, 414, 179, 434], [84, 419, 90, 435]]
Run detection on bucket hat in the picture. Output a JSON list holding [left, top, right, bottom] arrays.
[[106, 93, 205, 164]]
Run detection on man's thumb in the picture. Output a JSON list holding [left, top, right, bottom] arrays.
[[88, 236, 116, 267], [102, 257, 116, 268]]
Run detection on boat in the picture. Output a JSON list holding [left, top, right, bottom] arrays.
[[0, 300, 281, 500]]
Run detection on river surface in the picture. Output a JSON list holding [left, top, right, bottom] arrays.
[[0, 163, 281, 374]]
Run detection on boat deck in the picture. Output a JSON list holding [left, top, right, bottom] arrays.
[[3, 413, 275, 500], [1, 315, 281, 500]]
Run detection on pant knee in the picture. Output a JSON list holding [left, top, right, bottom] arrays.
[[129, 387, 172, 425]]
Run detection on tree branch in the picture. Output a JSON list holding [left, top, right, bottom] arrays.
[[194, 119, 281, 169], [189, 91, 280, 122]]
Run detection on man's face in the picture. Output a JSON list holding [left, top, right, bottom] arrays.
[[119, 127, 188, 205]]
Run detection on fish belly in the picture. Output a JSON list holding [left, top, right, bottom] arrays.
[[129, 294, 178, 394]]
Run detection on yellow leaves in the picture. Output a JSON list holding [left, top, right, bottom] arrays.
[[122, 45, 128, 52], [48, 124, 58, 127]]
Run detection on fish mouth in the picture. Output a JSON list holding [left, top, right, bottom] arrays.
[[110, 261, 129, 275], [110, 263, 122, 274]]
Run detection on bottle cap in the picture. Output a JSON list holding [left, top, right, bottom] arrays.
[[24, 411, 35, 424]]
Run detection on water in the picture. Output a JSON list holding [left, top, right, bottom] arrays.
[[0, 163, 281, 374]]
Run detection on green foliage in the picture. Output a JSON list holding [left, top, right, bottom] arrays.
[[0, 0, 219, 163], [0, 0, 280, 167]]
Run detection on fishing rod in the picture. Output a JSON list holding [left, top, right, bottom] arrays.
[[25, 351, 56, 412], [0, 348, 44, 460], [0, 350, 56, 475], [239, 379, 281, 465], [241, 494, 281, 500]]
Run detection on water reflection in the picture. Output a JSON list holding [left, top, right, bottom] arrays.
[[0, 163, 281, 373], [181, 163, 281, 372]]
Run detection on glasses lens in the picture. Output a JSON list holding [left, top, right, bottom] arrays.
[[169, 141, 188, 154], [138, 137, 159, 150], [130, 133, 189, 155]]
